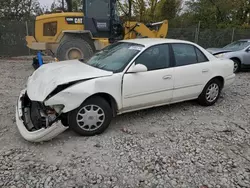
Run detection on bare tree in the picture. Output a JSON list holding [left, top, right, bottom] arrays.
[[66, 0, 73, 12]]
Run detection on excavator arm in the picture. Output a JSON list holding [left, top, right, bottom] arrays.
[[123, 20, 168, 40]]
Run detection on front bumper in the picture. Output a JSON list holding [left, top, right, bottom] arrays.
[[15, 89, 68, 142], [26, 36, 47, 51]]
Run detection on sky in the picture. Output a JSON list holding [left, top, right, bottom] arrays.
[[39, 0, 53, 7]]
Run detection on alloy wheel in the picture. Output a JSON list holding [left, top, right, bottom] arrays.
[[76, 105, 105, 131], [206, 83, 219, 103]]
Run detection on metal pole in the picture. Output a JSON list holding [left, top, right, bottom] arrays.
[[231, 28, 235, 43], [194, 28, 197, 42], [25, 21, 29, 37], [196, 21, 201, 43], [25, 21, 31, 55]]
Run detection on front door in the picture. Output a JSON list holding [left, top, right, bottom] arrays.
[[122, 44, 174, 112], [242, 46, 250, 65]]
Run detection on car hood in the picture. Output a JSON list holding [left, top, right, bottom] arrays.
[[27, 59, 113, 101], [206, 48, 232, 55]]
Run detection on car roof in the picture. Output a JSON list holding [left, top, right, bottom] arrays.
[[120, 38, 195, 47]]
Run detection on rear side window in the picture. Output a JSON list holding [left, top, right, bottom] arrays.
[[172, 43, 208, 67], [195, 48, 208, 63], [43, 22, 57, 36]]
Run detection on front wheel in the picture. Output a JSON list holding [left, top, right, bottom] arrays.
[[68, 96, 113, 136], [232, 59, 241, 73], [198, 79, 222, 106]]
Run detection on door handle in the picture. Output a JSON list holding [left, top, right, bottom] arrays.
[[163, 75, 172, 80], [202, 69, 209, 73]]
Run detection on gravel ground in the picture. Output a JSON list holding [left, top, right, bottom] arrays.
[[0, 58, 250, 188]]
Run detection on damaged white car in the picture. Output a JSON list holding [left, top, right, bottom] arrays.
[[16, 38, 235, 142]]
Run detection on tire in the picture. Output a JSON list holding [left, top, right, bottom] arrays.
[[68, 96, 113, 136], [81, 36, 96, 53], [198, 79, 222, 106], [232, 59, 241, 73], [56, 38, 94, 61]]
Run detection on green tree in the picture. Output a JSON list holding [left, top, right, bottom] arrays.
[[50, 0, 82, 12], [157, 0, 182, 20], [66, 0, 73, 11], [133, 0, 146, 22], [232, 0, 250, 25], [117, 0, 134, 21], [185, 0, 250, 28], [0, 0, 41, 21], [72, 0, 83, 12], [147, 0, 160, 22]]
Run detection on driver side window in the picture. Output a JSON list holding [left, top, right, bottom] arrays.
[[135, 44, 170, 71]]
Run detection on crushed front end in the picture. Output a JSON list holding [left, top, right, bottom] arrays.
[[15, 89, 68, 142]]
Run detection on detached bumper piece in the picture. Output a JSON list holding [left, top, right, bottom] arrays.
[[15, 89, 68, 142]]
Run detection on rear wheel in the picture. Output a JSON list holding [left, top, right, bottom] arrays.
[[68, 96, 113, 136], [56, 38, 94, 61], [198, 79, 222, 106]]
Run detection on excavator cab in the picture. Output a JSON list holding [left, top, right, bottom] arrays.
[[83, 0, 124, 40], [26, 0, 168, 65]]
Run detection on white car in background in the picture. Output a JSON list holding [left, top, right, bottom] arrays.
[[16, 38, 235, 142]]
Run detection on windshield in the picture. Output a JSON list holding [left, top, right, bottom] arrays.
[[223, 41, 250, 51], [85, 42, 144, 73]]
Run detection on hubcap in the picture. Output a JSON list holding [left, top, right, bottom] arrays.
[[76, 105, 105, 131], [66, 48, 83, 60], [234, 62, 238, 73], [206, 83, 219, 102]]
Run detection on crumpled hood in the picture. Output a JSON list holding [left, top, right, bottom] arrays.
[[27, 60, 113, 101], [206, 48, 232, 55]]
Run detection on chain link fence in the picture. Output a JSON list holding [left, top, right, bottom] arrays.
[[168, 27, 250, 48], [0, 20, 34, 57], [1, 20, 250, 57]]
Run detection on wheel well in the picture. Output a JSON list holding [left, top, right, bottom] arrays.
[[211, 76, 224, 88], [88, 93, 118, 117], [230, 57, 241, 64]]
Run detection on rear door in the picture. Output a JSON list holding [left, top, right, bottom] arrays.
[[171, 43, 212, 102]]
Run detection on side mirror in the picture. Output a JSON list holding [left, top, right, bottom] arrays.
[[127, 63, 148, 73], [246, 48, 250, 52]]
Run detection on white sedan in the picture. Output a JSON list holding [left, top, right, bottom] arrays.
[[15, 38, 235, 142]]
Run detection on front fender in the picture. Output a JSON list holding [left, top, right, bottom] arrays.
[[45, 79, 97, 113], [44, 74, 123, 113], [224, 52, 244, 63]]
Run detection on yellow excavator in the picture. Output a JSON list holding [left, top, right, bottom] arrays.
[[26, 0, 168, 62]]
